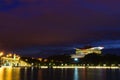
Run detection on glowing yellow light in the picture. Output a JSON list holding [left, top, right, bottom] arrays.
[[4, 68, 12, 80], [8, 54, 12, 57], [38, 58, 42, 61], [25, 59, 28, 61], [44, 59, 48, 62], [0, 52, 3, 56], [41, 66, 48, 68], [0, 68, 4, 80]]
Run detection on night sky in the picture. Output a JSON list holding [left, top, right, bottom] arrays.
[[0, 0, 120, 56]]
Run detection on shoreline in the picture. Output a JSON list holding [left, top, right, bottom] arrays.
[[40, 66, 120, 69], [0, 66, 120, 69]]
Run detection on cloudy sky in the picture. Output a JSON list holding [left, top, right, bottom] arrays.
[[0, 0, 120, 56]]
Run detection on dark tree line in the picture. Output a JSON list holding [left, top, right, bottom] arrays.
[[20, 53, 120, 66], [47, 53, 120, 66]]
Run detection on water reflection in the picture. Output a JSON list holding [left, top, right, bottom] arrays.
[[12, 68, 20, 80], [0, 68, 4, 80], [60, 68, 63, 80], [4, 68, 12, 80], [31, 67, 34, 80], [0, 67, 119, 80], [23, 68, 27, 80], [0, 68, 20, 80], [38, 69, 42, 80], [74, 68, 79, 80], [81, 68, 87, 80]]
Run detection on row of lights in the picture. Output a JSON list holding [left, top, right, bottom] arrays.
[[0, 52, 20, 59]]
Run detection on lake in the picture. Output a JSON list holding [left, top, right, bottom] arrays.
[[0, 67, 120, 80]]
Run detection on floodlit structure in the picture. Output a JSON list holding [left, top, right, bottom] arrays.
[[71, 46, 104, 58], [1, 54, 31, 67]]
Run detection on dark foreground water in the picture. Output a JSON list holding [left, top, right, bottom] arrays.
[[0, 67, 120, 80]]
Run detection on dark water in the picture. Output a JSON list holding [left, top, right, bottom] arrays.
[[0, 67, 120, 80]]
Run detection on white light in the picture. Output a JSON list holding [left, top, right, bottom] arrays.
[[74, 58, 78, 61], [91, 47, 104, 50]]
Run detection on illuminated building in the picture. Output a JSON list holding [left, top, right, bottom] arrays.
[[1, 54, 31, 67], [71, 46, 104, 58]]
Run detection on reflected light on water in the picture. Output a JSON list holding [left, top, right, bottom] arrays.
[[31, 67, 34, 80], [12, 68, 20, 80], [60, 68, 64, 80], [0, 67, 120, 80], [74, 68, 79, 80], [38, 69, 42, 80], [0, 68, 4, 80], [4, 68, 12, 80], [0, 68, 20, 80], [24, 67, 28, 80], [82, 68, 87, 80]]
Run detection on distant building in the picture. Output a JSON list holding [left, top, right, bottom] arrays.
[[71, 46, 104, 58], [1, 54, 31, 67]]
